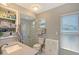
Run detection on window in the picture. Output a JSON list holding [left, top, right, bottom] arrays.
[[60, 13, 79, 53], [61, 14, 79, 32]]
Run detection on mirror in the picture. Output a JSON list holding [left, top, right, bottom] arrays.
[[39, 17, 47, 29], [38, 17, 47, 35]]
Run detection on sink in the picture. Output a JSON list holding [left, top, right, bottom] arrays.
[[4, 44, 22, 54]]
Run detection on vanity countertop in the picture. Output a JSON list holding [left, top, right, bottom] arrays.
[[0, 35, 16, 40], [2, 42, 38, 55]]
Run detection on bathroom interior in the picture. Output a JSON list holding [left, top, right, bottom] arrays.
[[0, 3, 79, 55]]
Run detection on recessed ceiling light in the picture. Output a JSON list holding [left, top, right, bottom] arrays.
[[1, 3, 8, 6]]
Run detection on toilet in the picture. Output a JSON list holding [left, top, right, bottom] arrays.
[[33, 38, 44, 50]]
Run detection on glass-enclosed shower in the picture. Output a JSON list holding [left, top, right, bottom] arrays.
[[19, 14, 37, 47]]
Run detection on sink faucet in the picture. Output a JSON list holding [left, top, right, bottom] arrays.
[[0, 44, 8, 54]]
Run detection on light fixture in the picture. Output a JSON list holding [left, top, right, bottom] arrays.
[[31, 4, 40, 12], [33, 6, 39, 11], [1, 3, 8, 6]]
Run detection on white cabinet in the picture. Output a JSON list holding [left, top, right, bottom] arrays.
[[45, 39, 58, 55]]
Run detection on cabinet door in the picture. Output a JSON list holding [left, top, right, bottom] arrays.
[[45, 39, 58, 55]]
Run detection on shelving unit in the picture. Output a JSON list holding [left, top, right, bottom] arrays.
[[0, 6, 16, 37], [0, 6, 16, 22], [0, 16, 15, 21]]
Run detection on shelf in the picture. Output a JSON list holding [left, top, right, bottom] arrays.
[[0, 16, 16, 21]]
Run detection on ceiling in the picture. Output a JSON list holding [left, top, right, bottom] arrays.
[[17, 3, 65, 14]]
